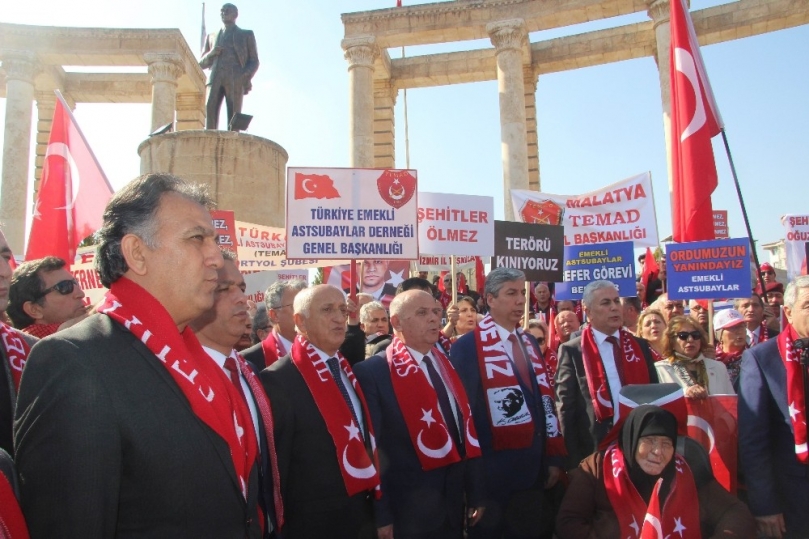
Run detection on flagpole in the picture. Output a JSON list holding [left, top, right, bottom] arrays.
[[53, 90, 114, 193], [720, 128, 766, 294]]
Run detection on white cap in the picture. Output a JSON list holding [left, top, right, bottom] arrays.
[[714, 309, 746, 331]]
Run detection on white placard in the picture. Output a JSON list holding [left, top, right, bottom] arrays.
[[417, 192, 494, 256]]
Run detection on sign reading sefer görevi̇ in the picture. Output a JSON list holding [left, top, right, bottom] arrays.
[[285, 167, 419, 260]]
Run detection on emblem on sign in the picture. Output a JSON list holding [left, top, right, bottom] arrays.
[[520, 199, 564, 225], [377, 170, 416, 209]]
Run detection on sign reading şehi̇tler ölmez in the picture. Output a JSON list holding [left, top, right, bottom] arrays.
[[666, 238, 751, 300], [510, 172, 659, 248], [491, 221, 564, 282], [555, 241, 636, 301], [417, 192, 494, 256], [782, 214, 809, 280], [286, 168, 419, 260]]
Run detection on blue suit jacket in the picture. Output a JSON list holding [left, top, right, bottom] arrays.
[[353, 353, 483, 535], [449, 330, 562, 502], [738, 339, 809, 534]]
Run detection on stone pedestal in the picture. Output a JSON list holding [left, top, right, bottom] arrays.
[[138, 131, 288, 227]]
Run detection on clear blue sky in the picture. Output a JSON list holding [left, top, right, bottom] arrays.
[[1, 0, 807, 262]]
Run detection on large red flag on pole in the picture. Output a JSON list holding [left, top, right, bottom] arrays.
[[25, 91, 113, 263], [669, 0, 723, 242]]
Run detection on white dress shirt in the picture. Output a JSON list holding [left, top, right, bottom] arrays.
[[589, 327, 624, 422], [203, 346, 260, 442], [408, 346, 460, 430], [277, 333, 294, 356]]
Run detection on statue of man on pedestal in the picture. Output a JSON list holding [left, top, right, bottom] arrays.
[[199, 3, 259, 131]]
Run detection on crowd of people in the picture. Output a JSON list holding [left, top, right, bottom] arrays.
[[0, 172, 807, 538]]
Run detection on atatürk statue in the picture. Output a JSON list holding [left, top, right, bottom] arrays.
[[199, 3, 259, 131]]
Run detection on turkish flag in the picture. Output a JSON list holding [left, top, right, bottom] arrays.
[[294, 173, 340, 200], [474, 256, 485, 296], [640, 247, 659, 294], [685, 396, 737, 493], [25, 92, 113, 263], [669, 0, 723, 242], [639, 478, 664, 539]]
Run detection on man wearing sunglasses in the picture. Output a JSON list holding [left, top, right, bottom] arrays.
[[7, 256, 88, 339]]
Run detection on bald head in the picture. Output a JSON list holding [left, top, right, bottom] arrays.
[[293, 284, 348, 355], [390, 290, 443, 354]]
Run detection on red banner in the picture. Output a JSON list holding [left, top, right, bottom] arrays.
[[685, 395, 737, 493], [211, 209, 237, 255]]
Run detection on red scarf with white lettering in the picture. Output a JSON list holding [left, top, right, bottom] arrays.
[[581, 327, 649, 422], [290, 336, 381, 496], [233, 352, 285, 529], [755, 319, 770, 345], [385, 336, 480, 470], [99, 278, 258, 499], [260, 330, 287, 368], [543, 346, 559, 387], [777, 323, 809, 464], [603, 444, 700, 539], [0, 322, 30, 391], [0, 469, 29, 539], [437, 331, 453, 356], [474, 314, 566, 454]]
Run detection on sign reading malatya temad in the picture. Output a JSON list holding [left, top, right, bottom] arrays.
[[555, 241, 635, 301], [491, 221, 564, 282], [286, 167, 419, 260], [666, 238, 751, 300]]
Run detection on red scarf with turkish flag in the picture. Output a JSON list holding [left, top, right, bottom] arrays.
[[474, 314, 566, 454], [99, 277, 257, 499], [603, 444, 700, 539], [290, 336, 381, 496], [777, 323, 809, 464], [0, 322, 31, 392], [260, 330, 287, 368], [581, 327, 649, 422], [385, 336, 481, 470]]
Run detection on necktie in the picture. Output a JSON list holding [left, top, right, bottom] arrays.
[[509, 334, 533, 387], [224, 356, 249, 403], [605, 335, 625, 382], [423, 356, 463, 455], [326, 357, 363, 438]]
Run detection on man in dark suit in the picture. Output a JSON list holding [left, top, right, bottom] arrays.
[[451, 268, 565, 539], [260, 284, 378, 539], [14, 174, 264, 537], [355, 290, 484, 539], [200, 3, 259, 130], [555, 279, 659, 470], [0, 230, 37, 458], [191, 250, 281, 536], [738, 275, 809, 539], [735, 293, 779, 346], [242, 280, 306, 371]]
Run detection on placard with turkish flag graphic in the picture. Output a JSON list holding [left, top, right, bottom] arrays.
[[26, 91, 113, 262], [685, 395, 737, 493]]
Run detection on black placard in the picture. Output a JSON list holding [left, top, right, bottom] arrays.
[[492, 221, 565, 281]]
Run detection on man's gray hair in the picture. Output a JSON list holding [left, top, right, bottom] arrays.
[[484, 267, 525, 298], [784, 275, 809, 310], [95, 173, 213, 288], [733, 294, 763, 310], [360, 300, 386, 324], [582, 280, 617, 307], [250, 304, 269, 344], [264, 279, 307, 310]]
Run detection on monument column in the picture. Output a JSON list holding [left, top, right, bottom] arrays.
[[487, 19, 529, 221], [144, 53, 184, 133], [0, 50, 40, 253], [342, 36, 379, 168], [175, 92, 205, 131], [524, 65, 540, 191], [648, 0, 674, 180], [373, 79, 397, 169]]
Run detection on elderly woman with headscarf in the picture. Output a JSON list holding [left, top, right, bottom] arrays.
[[713, 309, 749, 386], [655, 316, 735, 399], [556, 405, 754, 538]]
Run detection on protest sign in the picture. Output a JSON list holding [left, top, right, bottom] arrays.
[[666, 238, 751, 300], [491, 221, 564, 282], [70, 246, 105, 307], [211, 210, 237, 253], [713, 210, 729, 239], [418, 255, 478, 271], [286, 168, 419, 260], [417, 192, 494, 256], [782, 214, 809, 280], [555, 241, 635, 300], [511, 172, 659, 248], [324, 260, 410, 308], [236, 220, 348, 272]]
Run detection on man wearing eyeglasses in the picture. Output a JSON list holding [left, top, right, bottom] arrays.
[[243, 279, 306, 371], [260, 284, 379, 538], [0, 231, 38, 457], [7, 256, 89, 339]]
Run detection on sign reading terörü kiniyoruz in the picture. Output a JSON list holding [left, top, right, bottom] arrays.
[[555, 241, 636, 301], [666, 238, 751, 300], [491, 221, 564, 282]]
